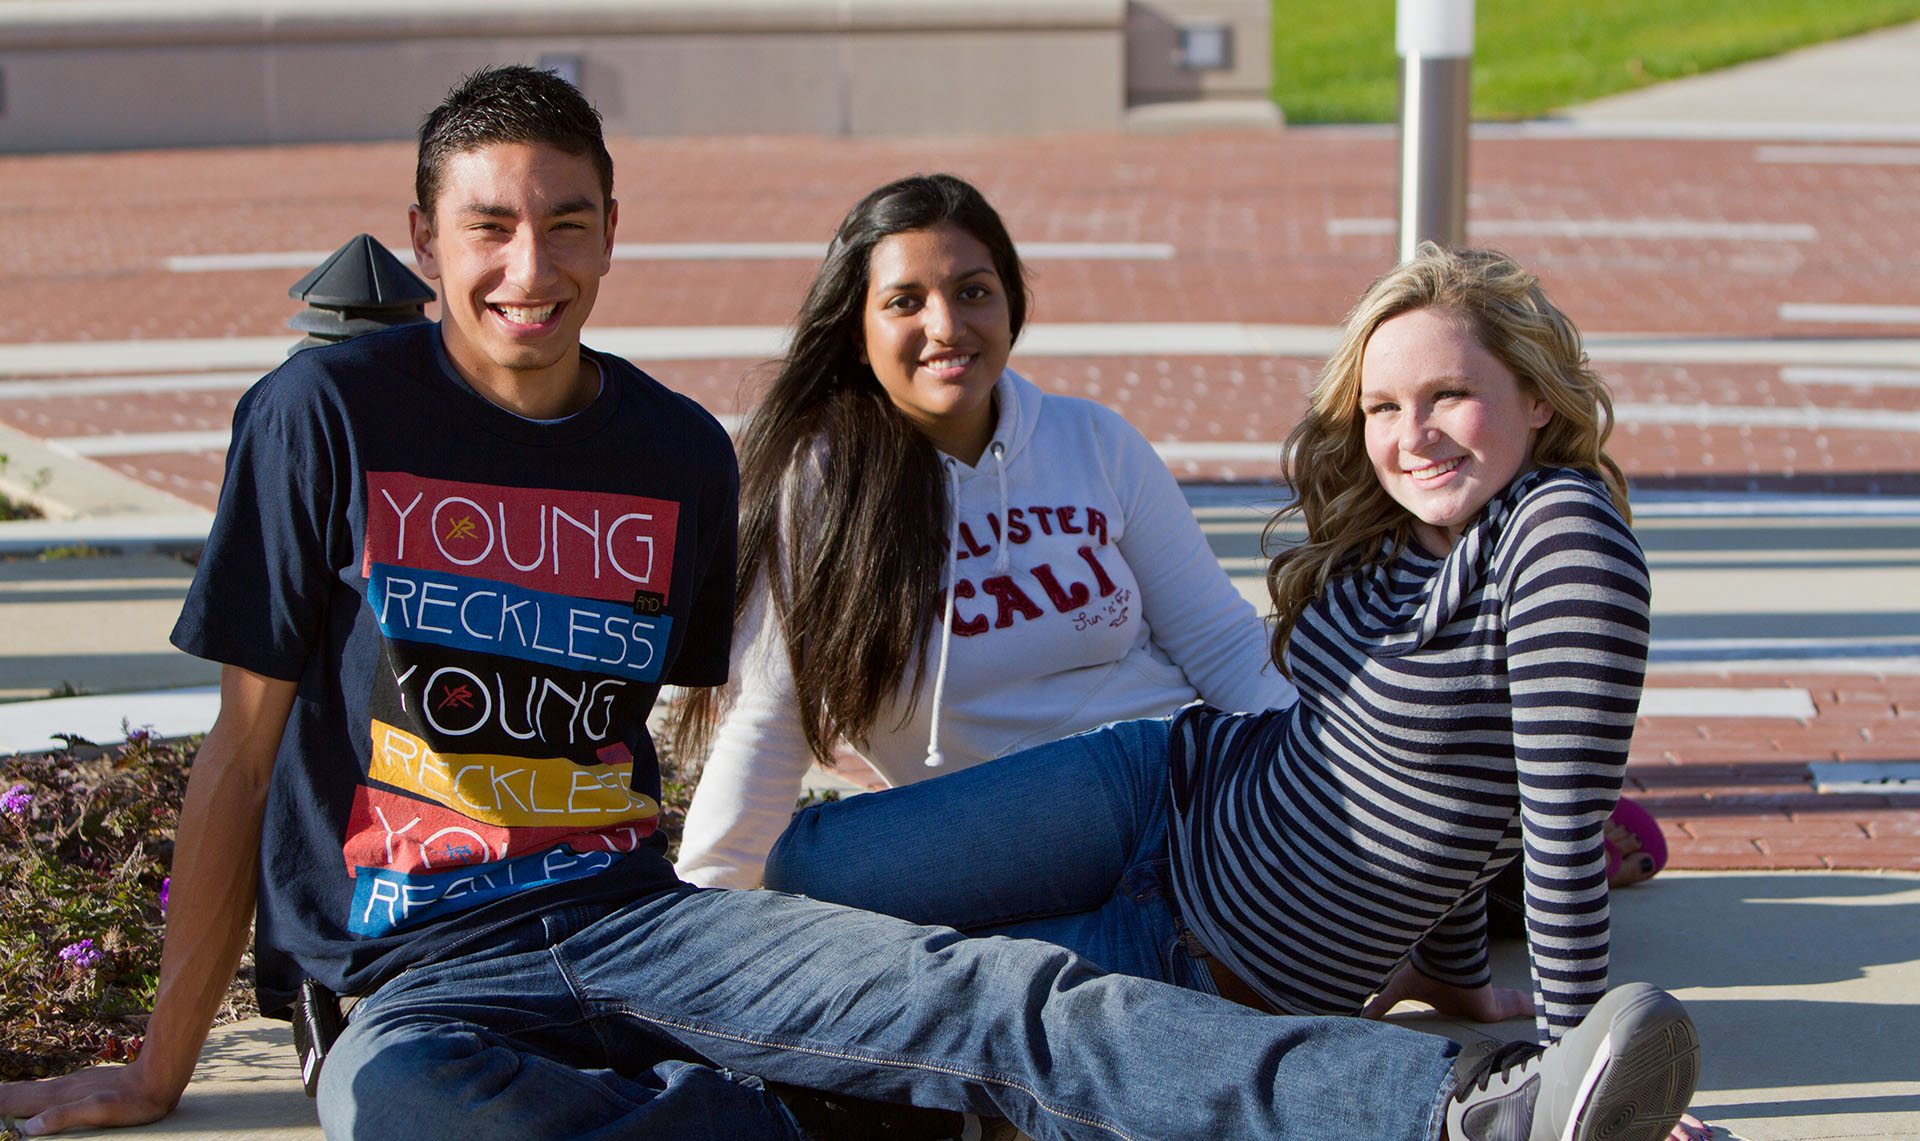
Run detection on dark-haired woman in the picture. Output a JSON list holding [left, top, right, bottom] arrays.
[[674, 174, 1294, 984]]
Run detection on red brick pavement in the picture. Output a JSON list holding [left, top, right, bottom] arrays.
[[1629, 672, 1920, 871], [5, 132, 1918, 342], [3, 130, 1917, 870], [6, 131, 1919, 488]]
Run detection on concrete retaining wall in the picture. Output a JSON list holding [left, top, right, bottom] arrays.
[[0, 0, 1276, 152]]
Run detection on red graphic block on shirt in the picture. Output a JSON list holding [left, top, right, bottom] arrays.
[[363, 472, 680, 603]]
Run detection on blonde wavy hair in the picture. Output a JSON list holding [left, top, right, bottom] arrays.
[[1265, 243, 1628, 668]]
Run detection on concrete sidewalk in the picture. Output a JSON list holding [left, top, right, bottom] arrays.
[[0, 554, 213, 705]]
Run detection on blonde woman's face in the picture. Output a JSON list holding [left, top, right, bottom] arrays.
[[1359, 308, 1552, 554]]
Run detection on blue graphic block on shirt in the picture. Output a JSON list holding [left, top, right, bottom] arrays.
[[367, 563, 672, 681]]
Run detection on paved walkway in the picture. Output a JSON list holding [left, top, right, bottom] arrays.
[[2, 19, 1917, 1141], [1557, 19, 1920, 135]]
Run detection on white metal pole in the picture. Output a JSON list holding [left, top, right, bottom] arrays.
[[1397, 0, 1475, 262]]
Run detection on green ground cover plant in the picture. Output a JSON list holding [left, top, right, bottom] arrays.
[[0, 454, 49, 522], [0, 725, 708, 1080], [1, 730, 207, 1079], [1272, 0, 1920, 122]]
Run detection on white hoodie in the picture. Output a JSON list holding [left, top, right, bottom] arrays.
[[675, 370, 1296, 887]]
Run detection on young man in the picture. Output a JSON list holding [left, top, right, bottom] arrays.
[[0, 67, 1700, 1140]]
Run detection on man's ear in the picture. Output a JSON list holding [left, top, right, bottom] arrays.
[[408, 203, 441, 281], [601, 198, 619, 275]]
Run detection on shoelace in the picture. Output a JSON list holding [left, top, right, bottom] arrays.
[[1459, 1040, 1547, 1097]]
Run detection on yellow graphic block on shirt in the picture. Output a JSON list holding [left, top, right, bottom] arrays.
[[368, 719, 656, 828]]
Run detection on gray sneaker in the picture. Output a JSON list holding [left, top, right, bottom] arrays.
[[1445, 983, 1700, 1141]]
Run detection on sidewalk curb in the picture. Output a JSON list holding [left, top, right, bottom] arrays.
[[0, 421, 209, 522]]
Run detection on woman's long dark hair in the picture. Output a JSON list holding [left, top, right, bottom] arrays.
[[675, 174, 1029, 765]]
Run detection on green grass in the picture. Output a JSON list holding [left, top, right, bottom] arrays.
[[1272, 0, 1920, 122]]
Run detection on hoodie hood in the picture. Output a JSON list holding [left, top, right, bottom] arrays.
[[946, 368, 1043, 474]]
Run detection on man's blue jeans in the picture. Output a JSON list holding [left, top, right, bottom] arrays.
[[767, 717, 1200, 989], [317, 881, 1458, 1139]]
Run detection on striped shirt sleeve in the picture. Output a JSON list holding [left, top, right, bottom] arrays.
[[1501, 483, 1651, 1037]]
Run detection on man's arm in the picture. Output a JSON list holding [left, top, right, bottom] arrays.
[[0, 665, 295, 1136]]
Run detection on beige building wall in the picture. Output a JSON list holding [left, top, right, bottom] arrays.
[[0, 0, 1274, 152]]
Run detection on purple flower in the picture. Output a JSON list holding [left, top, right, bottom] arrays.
[[1, 784, 30, 817], [58, 939, 105, 969], [159, 877, 170, 914]]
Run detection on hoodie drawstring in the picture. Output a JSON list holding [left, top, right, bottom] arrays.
[[925, 458, 963, 767], [989, 442, 1011, 573], [925, 443, 1013, 767]]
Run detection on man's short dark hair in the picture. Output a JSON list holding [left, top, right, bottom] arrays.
[[415, 65, 615, 218]]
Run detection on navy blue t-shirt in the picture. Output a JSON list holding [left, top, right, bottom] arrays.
[[172, 322, 736, 1015]]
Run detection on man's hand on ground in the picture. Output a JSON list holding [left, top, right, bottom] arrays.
[[0, 1060, 178, 1136]]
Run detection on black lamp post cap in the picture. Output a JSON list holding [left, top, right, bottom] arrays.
[[289, 233, 436, 309]]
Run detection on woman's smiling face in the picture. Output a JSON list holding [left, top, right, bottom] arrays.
[[860, 224, 1013, 465], [1360, 307, 1553, 554]]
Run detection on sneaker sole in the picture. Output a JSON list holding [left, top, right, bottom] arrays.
[[1563, 988, 1702, 1141]]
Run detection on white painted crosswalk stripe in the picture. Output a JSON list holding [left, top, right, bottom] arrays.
[[47, 394, 1920, 460], [1636, 688, 1816, 718], [1612, 402, 1920, 433], [0, 372, 263, 399], [1328, 217, 1819, 241], [1781, 366, 1920, 389], [5, 326, 1917, 380], [1780, 303, 1920, 325], [164, 240, 1175, 273], [52, 431, 233, 457], [1755, 144, 1920, 165]]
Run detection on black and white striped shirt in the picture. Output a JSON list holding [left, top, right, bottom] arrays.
[[1168, 468, 1650, 1041]]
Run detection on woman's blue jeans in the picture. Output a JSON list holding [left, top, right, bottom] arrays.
[[767, 717, 1205, 990], [316, 882, 1458, 1139]]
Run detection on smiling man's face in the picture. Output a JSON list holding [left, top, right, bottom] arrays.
[[409, 141, 617, 415]]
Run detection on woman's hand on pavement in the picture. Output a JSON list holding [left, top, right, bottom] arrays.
[[1361, 962, 1535, 1023]]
